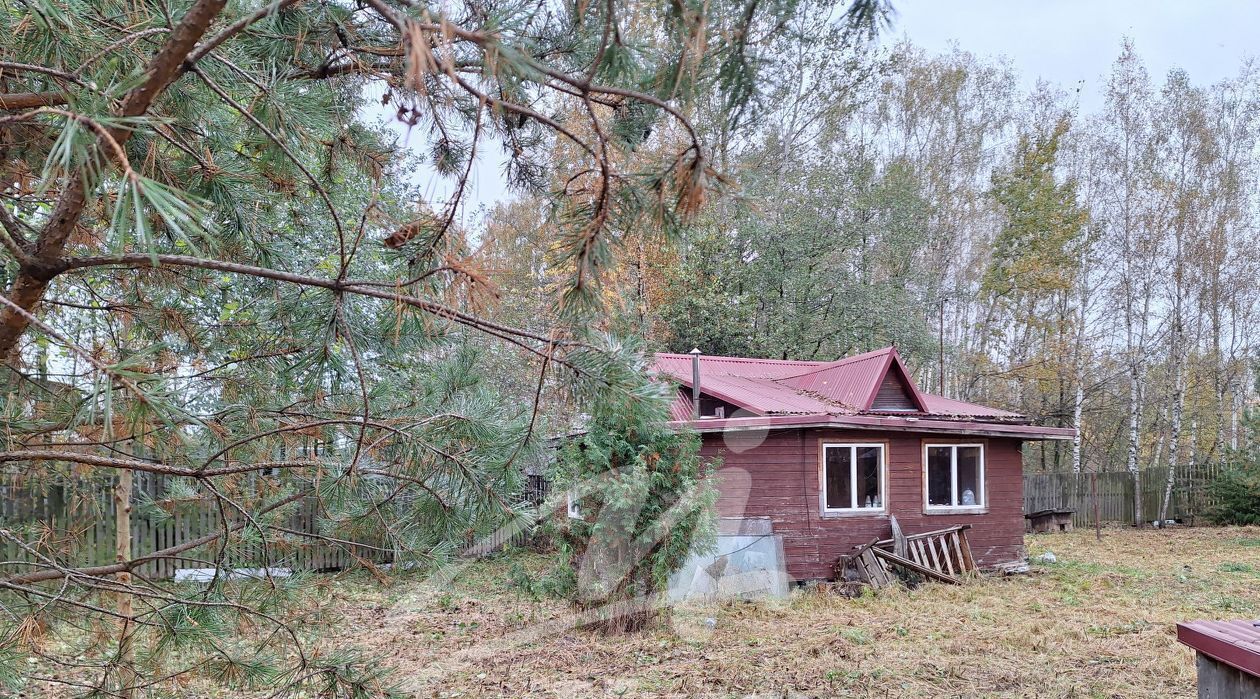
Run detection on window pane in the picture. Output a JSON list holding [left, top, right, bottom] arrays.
[[957, 446, 981, 506], [855, 446, 881, 508], [927, 446, 953, 506], [825, 447, 852, 509]]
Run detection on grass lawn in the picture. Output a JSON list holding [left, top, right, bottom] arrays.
[[17, 525, 1260, 697], [320, 525, 1260, 698]]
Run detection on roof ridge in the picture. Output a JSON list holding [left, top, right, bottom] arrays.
[[652, 352, 827, 367], [775, 346, 894, 381]]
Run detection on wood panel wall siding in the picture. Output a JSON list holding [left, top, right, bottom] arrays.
[[700, 428, 1026, 581], [870, 373, 919, 411]]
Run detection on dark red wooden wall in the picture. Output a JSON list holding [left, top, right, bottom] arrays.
[[701, 428, 1026, 581]]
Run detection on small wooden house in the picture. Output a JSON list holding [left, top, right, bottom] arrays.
[[653, 347, 1074, 581], [1025, 508, 1075, 534]]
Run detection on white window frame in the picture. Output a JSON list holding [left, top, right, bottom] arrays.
[[922, 443, 986, 513], [819, 442, 887, 515]]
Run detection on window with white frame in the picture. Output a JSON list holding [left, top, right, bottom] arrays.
[[822, 443, 885, 512], [924, 444, 985, 510]]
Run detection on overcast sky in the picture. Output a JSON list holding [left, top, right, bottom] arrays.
[[888, 0, 1259, 112], [386, 1, 1260, 220]]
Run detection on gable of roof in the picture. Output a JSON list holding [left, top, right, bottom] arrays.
[[871, 371, 920, 411], [776, 346, 929, 413]]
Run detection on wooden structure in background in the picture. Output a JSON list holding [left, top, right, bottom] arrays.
[[654, 347, 1074, 582], [1025, 508, 1075, 533]]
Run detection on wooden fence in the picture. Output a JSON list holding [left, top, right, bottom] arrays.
[[0, 467, 554, 579], [0, 472, 396, 580], [1023, 463, 1224, 527]]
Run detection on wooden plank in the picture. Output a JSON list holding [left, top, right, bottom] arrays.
[[925, 537, 943, 572], [938, 537, 956, 576], [958, 529, 976, 572], [871, 548, 961, 585], [950, 532, 966, 574], [889, 515, 908, 560], [865, 549, 891, 586]]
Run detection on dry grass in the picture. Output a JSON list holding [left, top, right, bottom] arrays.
[[322, 525, 1260, 698]]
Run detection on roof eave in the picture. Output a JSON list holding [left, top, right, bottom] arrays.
[[669, 414, 1077, 441]]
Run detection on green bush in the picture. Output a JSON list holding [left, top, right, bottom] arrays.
[[1207, 456, 1260, 526], [549, 345, 718, 633]]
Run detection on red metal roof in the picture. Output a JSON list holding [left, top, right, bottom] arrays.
[[1178, 620, 1260, 676], [653, 346, 1073, 440], [778, 347, 931, 412]]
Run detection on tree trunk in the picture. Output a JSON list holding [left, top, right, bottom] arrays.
[[1159, 327, 1185, 525], [1071, 380, 1084, 475], [114, 469, 135, 698], [1127, 361, 1142, 526]]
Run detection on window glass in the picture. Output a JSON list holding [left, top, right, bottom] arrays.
[[825, 446, 852, 509], [926, 446, 953, 506], [855, 446, 881, 508], [957, 446, 982, 506]]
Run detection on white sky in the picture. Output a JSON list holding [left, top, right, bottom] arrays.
[[382, 0, 1260, 217], [888, 0, 1259, 113]]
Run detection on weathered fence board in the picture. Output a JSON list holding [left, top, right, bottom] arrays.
[[1023, 463, 1222, 527]]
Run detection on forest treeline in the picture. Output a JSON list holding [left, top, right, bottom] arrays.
[[482, 39, 1260, 488]]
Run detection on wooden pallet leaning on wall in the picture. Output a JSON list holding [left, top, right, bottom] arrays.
[[874, 523, 976, 580], [836, 520, 976, 589]]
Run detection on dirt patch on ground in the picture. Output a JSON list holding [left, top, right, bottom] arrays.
[[320, 525, 1260, 698]]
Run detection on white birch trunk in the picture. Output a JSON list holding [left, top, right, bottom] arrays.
[[1127, 360, 1141, 526], [1071, 380, 1084, 475], [1230, 385, 1240, 451], [1159, 325, 1185, 524], [1159, 289, 1179, 523]]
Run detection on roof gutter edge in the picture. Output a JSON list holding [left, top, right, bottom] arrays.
[[669, 414, 1077, 441]]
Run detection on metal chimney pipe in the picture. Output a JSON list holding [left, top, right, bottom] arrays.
[[689, 348, 702, 420]]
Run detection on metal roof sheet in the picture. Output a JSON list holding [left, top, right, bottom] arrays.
[[653, 346, 1040, 434], [778, 350, 887, 409]]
